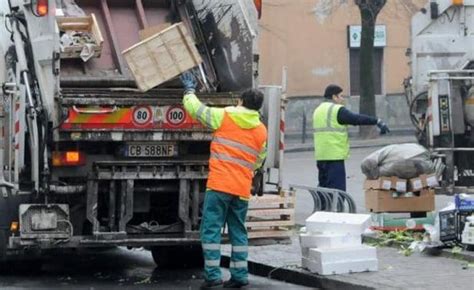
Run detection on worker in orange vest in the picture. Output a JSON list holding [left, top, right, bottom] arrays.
[[181, 72, 267, 289]]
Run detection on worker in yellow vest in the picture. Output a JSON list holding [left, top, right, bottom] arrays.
[[181, 72, 267, 289], [313, 84, 389, 193]]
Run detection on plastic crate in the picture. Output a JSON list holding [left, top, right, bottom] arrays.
[[455, 194, 474, 211]]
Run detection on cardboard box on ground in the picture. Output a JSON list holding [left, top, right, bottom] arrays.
[[364, 174, 438, 213]]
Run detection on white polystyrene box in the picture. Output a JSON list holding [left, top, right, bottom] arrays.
[[301, 246, 310, 257], [299, 226, 322, 235], [299, 232, 362, 249], [303, 258, 378, 275], [302, 256, 310, 269], [305, 212, 371, 235], [308, 245, 377, 264]]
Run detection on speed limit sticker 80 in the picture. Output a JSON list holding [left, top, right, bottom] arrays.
[[166, 106, 186, 126], [132, 106, 152, 126]]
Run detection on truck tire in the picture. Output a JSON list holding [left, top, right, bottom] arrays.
[[0, 230, 43, 274], [151, 245, 203, 269], [0, 229, 8, 273], [0, 229, 7, 260]]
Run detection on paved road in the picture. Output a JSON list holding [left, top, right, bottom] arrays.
[[284, 147, 452, 225], [0, 247, 310, 289]]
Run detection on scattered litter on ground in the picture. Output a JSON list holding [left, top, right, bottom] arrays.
[[451, 246, 463, 255], [371, 230, 421, 246], [398, 245, 414, 257], [462, 262, 474, 270], [134, 277, 152, 285]]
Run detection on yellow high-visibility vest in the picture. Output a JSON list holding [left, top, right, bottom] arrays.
[[313, 102, 349, 160]]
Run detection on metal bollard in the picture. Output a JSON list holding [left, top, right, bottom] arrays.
[[302, 108, 307, 144]]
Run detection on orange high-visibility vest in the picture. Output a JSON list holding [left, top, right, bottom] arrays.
[[207, 112, 267, 198]]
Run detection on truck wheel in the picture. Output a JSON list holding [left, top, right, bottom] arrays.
[[0, 229, 8, 273], [151, 246, 172, 268], [151, 245, 203, 269], [0, 230, 43, 274]]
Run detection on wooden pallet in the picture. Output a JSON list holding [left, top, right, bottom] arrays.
[[57, 14, 104, 59], [246, 190, 296, 239], [122, 22, 202, 92]]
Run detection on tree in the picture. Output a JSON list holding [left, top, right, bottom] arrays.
[[355, 0, 387, 138], [311, 1, 421, 137]]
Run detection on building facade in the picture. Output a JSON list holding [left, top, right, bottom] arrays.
[[259, 0, 427, 97]]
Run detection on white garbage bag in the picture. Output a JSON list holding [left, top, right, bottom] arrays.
[[361, 143, 435, 179]]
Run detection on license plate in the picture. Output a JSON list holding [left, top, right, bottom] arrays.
[[126, 143, 177, 157]]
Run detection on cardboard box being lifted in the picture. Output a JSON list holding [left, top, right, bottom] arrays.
[[365, 188, 435, 213]]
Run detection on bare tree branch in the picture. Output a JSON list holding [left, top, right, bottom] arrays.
[[312, 0, 349, 23]]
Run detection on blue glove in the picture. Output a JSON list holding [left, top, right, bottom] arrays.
[[376, 119, 390, 135], [180, 72, 197, 93]]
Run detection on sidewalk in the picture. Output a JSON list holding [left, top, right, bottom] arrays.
[[222, 235, 474, 289], [285, 134, 418, 153], [261, 132, 474, 288]]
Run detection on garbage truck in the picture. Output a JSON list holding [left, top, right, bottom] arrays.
[[405, 0, 474, 195], [0, 0, 285, 267]]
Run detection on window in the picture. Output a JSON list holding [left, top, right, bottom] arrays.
[[349, 48, 383, 96]]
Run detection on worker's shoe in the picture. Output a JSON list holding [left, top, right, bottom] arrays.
[[200, 279, 223, 289], [223, 279, 249, 288]]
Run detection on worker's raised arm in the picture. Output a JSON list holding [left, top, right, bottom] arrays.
[[183, 93, 224, 130], [337, 107, 378, 125], [180, 72, 224, 130], [337, 107, 390, 134]]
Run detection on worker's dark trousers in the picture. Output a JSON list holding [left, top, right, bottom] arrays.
[[200, 190, 249, 283], [317, 160, 346, 192]]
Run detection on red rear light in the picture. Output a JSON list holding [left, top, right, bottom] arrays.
[[254, 0, 262, 19], [52, 151, 86, 167], [66, 151, 80, 163], [36, 0, 48, 17]]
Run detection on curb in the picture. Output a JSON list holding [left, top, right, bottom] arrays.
[[284, 135, 418, 153], [285, 142, 391, 153], [285, 141, 407, 153], [221, 255, 374, 290]]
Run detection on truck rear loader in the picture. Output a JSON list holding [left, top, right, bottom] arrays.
[[406, 0, 474, 195], [0, 0, 285, 267]]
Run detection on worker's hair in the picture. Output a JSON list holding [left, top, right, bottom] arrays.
[[241, 89, 264, 111], [324, 84, 343, 99]]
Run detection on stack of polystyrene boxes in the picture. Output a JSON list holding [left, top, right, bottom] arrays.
[[300, 212, 378, 275]]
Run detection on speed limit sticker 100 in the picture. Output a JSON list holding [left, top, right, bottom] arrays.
[[132, 106, 152, 126], [166, 106, 186, 126]]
